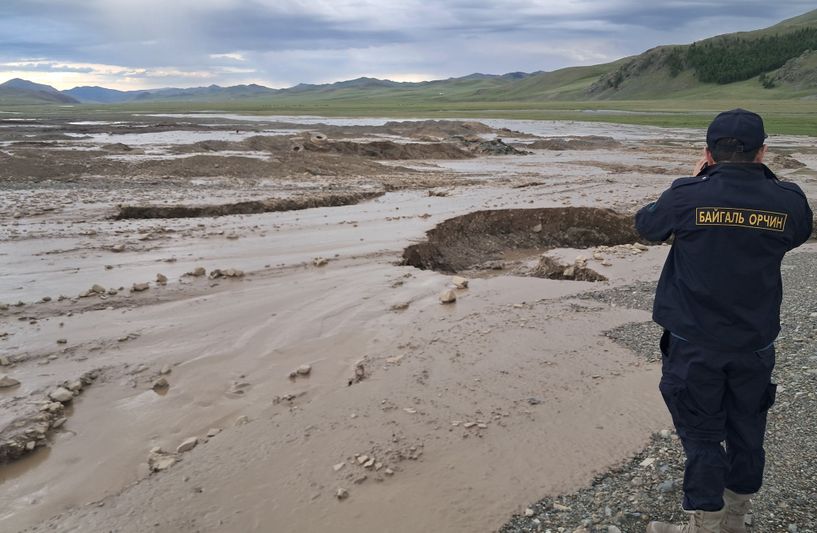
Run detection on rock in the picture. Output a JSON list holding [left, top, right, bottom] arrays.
[[296, 364, 312, 376], [209, 268, 244, 279], [532, 223, 543, 233], [156, 273, 168, 284], [525, 508, 535, 517], [235, 415, 249, 426], [149, 453, 177, 472], [186, 267, 207, 277], [390, 302, 410, 311], [152, 378, 169, 391], [67, 380, 83, 392], [333, 462, 346, 472], [659, 429, 672, 439], [56, 338, 67, 344], [176, 437, 198, 453], [52, 417, 68, 429], [206, 428, 221, 438], [357, 455, 369, 465], [111, 244, 125, 253], [49, 387, 74, 402], [131, 283, 150, 292], [384, 468, 394, 476], [0, 374, 20, 388], [439, 289, 457, 304], [313, 257, 329, 267], [552, 503, 571, 512], [363, 458, 375, 469], [658, 479, 675, 493], [90, 284, 106, 294], [159, 365, 172, 375], [0, 356, 10, 366], [452, 276, 469, 289], [335, 488, 349, 500]]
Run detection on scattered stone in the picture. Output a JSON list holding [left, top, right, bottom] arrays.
[[90, 284, 106, 294], [206, 428, 221, 438], [296, 364, 312, 376], [152, 378, 169, 391], [209, 268, 244, 279], [357, 455, 369, 465], [452, 276, 469, 289], [336, 488, 349, 500], [0, 374, 20, 388], [333, 462, 346, 472], [156, 273, 168, 284], [390, 302, 410, 311], [111, 244, 126, 253], [176, 437, 198, 453], [52, 417, 67, 429], [159, 365, 172, 375], [313, 257, 329, 267], [49, 387, 74, 403], [384, 468, 394, 476], [186, 267, 207, 277], [56, 338, 67, 344], [131, 282, 150, 292], [66, 380, 83, 392], [524, 508, 535, 517], [439, 289, 457, 304], [658, 479, 675, 493], [0, 356, 10, 366], [148, 451, 177, 472]]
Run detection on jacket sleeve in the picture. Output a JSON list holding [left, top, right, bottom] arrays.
[[635, 188, 675, 242], [793, 198, 814, 248]]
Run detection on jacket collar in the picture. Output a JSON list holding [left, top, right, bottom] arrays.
[[700, 162, 777, 181]]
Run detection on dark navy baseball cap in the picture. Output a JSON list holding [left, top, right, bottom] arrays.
[[706, 108, 767, 151]]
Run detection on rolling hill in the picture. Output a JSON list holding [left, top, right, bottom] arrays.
[[0, 79, 79, 105]]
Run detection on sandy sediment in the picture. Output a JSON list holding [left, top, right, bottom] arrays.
[[1, 114, 815, 533]]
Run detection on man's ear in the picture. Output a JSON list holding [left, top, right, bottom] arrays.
[[705, 147, 716, 165], [754, 145, 767, 163]]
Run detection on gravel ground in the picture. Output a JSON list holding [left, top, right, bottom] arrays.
[[502, 251, 817, 533]]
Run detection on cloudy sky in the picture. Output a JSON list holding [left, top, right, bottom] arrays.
[[0, 0, 814, 91]]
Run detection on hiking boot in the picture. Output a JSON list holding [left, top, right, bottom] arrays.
[[647, 508, 726, 533], [721, 489, 752, 533]]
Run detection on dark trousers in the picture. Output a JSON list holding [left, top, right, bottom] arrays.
[[658, 330, 777, 511]]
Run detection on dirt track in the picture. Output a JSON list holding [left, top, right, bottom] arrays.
[[1, 113, 816, 533]]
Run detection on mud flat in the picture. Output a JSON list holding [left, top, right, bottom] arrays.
[[1, 113, 815, 533]]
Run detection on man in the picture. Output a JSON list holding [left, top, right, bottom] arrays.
[[635, 109, 813, 533]]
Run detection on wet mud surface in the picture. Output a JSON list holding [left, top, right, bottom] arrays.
[[1, 112, 815, 533]]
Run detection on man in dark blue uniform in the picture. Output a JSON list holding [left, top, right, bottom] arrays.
[[636, 109, 813, 533]]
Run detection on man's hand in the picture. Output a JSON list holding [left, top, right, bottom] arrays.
[[693, 156, 709, 176], [693, 148, 712, 176]]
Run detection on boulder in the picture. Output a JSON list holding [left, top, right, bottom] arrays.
[[49, 387, 74, 402], [0, 374, 20, 388], [176, 437, 198, 453], [439, 290, 457, 304]]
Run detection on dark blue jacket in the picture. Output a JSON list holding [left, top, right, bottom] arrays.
[[636, 163, 813, 352]]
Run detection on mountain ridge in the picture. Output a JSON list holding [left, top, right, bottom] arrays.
[[2, 8, 817, 106]]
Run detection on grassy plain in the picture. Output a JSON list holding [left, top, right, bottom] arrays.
[[12, 96, 817, 137]]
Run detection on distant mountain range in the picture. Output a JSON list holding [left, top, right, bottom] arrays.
[[2, 8, 817, 107]]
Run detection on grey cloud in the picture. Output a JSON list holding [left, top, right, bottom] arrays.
[[0, 0, 814, 89]]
